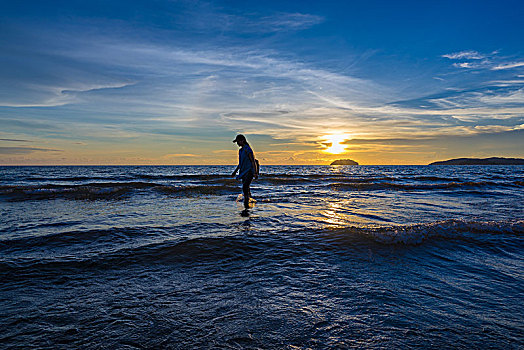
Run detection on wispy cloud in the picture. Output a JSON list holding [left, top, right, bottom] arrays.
[[0, 147, 62, 154], [0, 118, 59, 131], [453, 62, 476, 69], [0, 138, 33, 142], [1, 24, 383, 117], [256, 13, 324, 31], [442, 51, 485, 60], [443, 50, 524, 72], [0, 82, 134, 108], [174, 5, 324, 34], [489, 79, 524, 86], [164, 153, 198, 157], [492, 61, 524, 70]]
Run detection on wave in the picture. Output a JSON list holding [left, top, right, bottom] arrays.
[[1, 219, 522, 274], [0, 182, 519, 201], [136, 174, 231, 181], [27, 176, 117, 182], [0, 182, 153, 200], [258, 175, 396, 185], [134, 173, 396, 185], [326, 219, 524, 245], [0, 182, 240, 200], [157, 184, 239, 196], [329, 181, 522, 191], [0, 236, 275, 273], [0, 226, 154, 250], [1, 175, 522, 201], [403, 176, 463, 182]]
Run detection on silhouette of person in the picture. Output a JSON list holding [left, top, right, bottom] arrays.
[[232, 134, 258, 209]]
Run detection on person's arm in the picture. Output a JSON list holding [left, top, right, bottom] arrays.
[[248, 151, 258, 179], [231, 164, 239, 177], [232, 148, 241, 177]]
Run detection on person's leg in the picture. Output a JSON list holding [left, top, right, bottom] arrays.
[[242, 172, 253, 208]]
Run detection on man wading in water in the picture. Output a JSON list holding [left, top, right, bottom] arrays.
[[232, 134, 258, 210]]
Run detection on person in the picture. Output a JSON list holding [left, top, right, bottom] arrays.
[[232, 134, 258, 209]]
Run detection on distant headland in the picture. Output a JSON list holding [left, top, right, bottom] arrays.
[[429, 157, 524, 165], [330, 159, 359, 165]]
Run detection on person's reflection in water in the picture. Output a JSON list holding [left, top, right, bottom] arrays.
[[231, 134, 258, 211]]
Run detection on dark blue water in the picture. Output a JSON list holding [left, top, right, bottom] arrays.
[[1, 165, 523, 348]]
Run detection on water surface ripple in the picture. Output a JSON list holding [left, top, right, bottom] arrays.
[[1, 165, 523, 349]]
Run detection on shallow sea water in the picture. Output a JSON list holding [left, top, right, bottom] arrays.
[[0, 165, 523, 348]]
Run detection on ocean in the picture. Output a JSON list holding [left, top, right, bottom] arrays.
[[0, 165, 523, 349]]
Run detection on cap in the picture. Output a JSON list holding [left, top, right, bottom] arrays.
[[232, 134, 246, 143]]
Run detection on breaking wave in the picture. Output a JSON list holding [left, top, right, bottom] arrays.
[[1, 219, 521, 273], [327, 219, 524, 245], [0, 182, 240, 200]]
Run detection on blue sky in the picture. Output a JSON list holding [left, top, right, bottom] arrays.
[[1, 0, 523, 164]]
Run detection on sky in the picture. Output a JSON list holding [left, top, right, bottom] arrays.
[[1, 0, 523, 165]]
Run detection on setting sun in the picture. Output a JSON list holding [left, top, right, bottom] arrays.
[[324, 134, 348, 154]]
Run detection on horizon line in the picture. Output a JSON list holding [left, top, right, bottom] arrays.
[[0, 163, 428, 166]]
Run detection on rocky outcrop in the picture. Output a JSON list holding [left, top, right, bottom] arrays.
[[330, 159, 359, 165], [429, 157, 524, 165]]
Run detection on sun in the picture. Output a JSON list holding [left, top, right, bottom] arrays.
[[323, 134, 347, 154]]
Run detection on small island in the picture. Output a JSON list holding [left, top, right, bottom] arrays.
[[429, 157, 524, 165], [330, 159, 359, 165]]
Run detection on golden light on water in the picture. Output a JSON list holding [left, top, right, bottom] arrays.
[[324, 134, 348, 154]]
